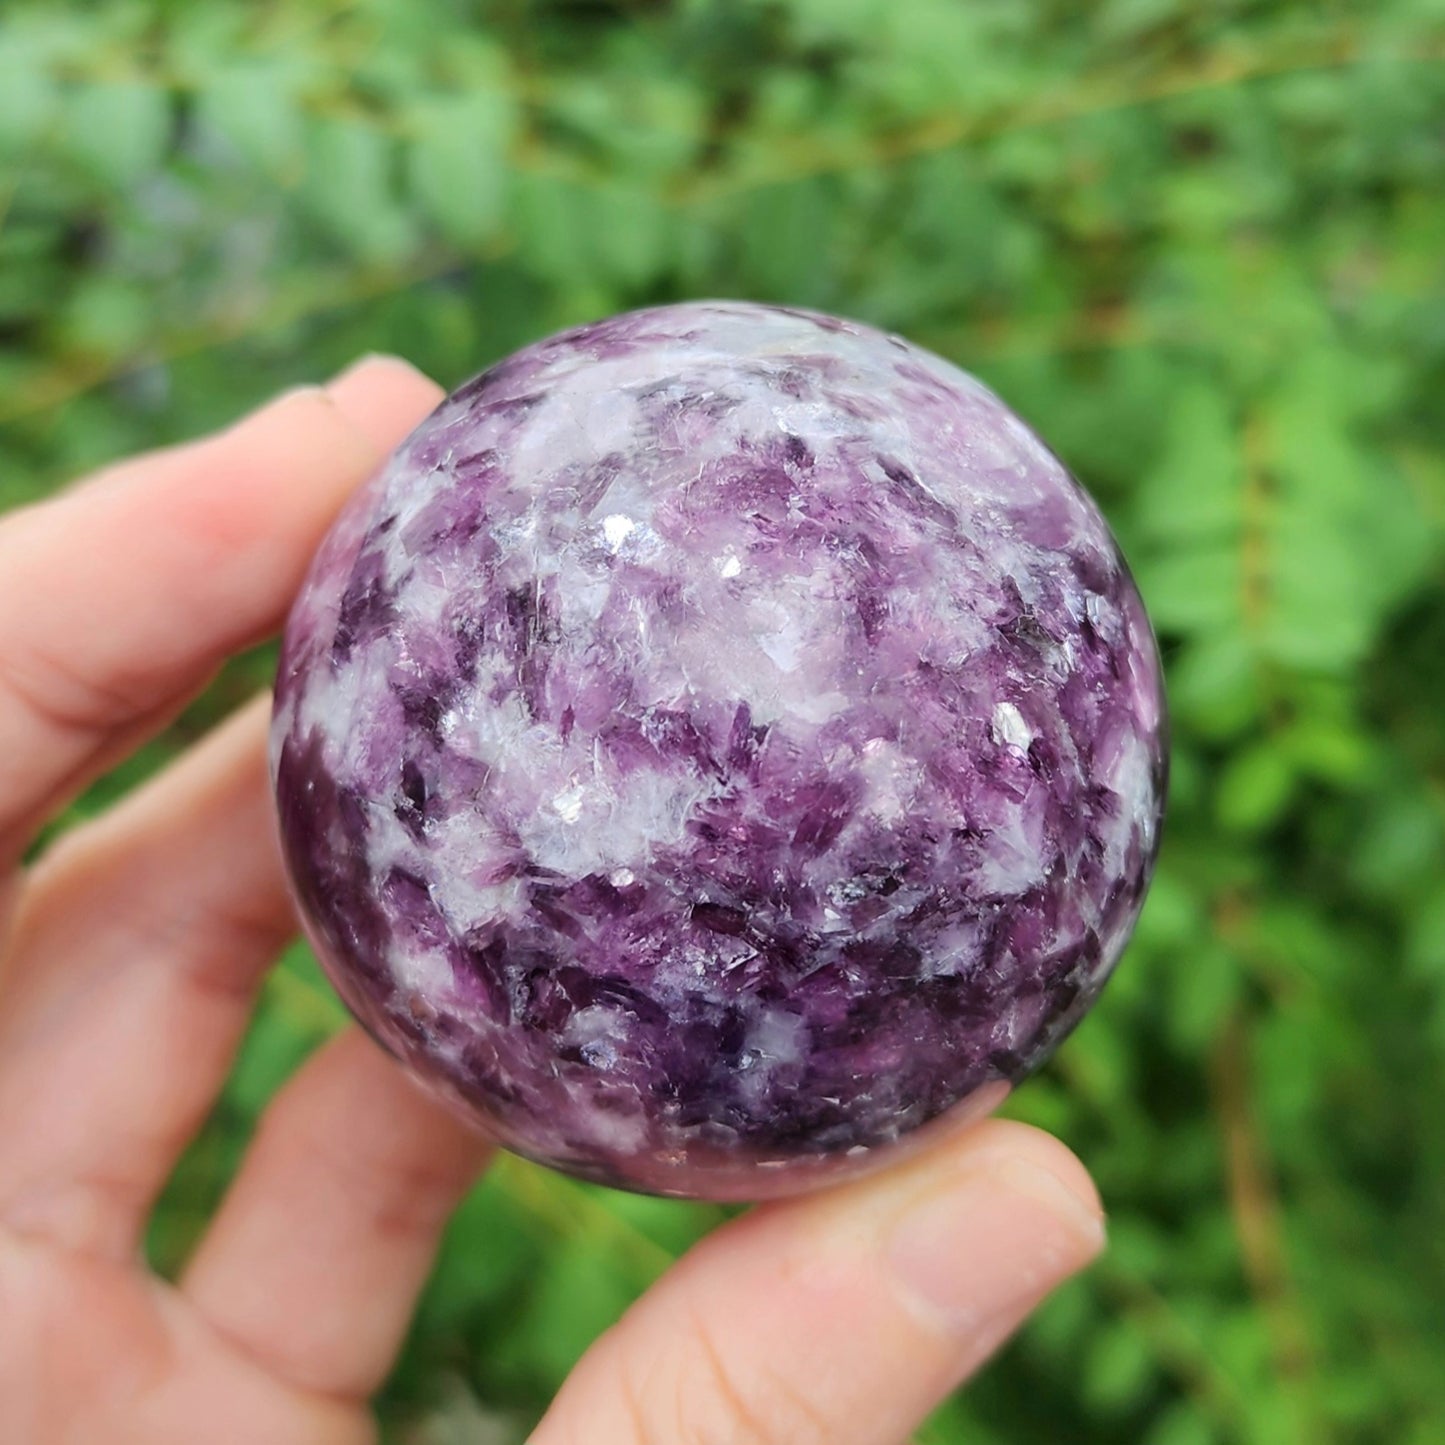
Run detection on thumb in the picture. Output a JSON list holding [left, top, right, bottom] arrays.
[[531, 1118, 1104, 1445]]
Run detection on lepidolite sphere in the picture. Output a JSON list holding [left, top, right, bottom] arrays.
[[272, 301, 1166, 1200]]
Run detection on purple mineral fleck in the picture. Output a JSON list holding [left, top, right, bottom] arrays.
[[271, 301, 1167, 1200]]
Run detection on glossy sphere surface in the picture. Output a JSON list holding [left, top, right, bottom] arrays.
[[272, 302, 1167, 1199]]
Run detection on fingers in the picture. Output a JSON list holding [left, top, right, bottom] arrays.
[[180, 1029, 492, 1403], [0, 355, 442, 865], [532, 1120, 1104, 1445], [0, 698, 295, 1259], [0, 1230, 370, 1445]]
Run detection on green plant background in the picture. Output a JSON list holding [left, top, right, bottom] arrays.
[[3, 1, 1443, 1440]]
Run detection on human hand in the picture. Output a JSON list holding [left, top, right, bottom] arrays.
[[0, 358, 1105, 1445]]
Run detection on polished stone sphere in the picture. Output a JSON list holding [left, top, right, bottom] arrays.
[[271, 301, 1167, 1199]]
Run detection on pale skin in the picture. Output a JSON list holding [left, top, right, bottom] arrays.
[[0, 356, 1107, 1445]]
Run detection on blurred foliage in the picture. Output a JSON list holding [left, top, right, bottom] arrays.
[[2, 0, 1443, 1440]]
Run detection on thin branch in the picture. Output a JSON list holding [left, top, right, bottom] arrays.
[[914, 302, 1167, 369], [0, 250, 473, 427], [1093, 1259, 1257, 1440], [672, 27, 1445, 204], [1210, 1009, 1326, 1445], [3, 28, 1437, 430]]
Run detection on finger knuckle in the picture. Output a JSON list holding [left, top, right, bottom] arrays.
[[0, 638, 150, 740]]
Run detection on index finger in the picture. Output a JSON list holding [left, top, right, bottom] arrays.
[[0, 356, 443, 866]]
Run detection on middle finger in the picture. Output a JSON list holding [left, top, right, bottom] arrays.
[[0, 698, 296, 1259]]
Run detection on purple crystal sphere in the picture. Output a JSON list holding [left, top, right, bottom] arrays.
[[271, 302, 1166, 1200]]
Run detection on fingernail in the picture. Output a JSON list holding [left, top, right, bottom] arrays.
[[884, 1154, 1105, 1336], [328, 352, 428, 388], [324, 354, 441, 455]]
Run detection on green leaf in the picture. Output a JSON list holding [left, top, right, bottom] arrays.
[[1166, 635, 1263, 741], [1084, 1319, 1156, 1413], [1021, 1272, 1094, 1361], [734, 177, 841, 304], [303, 114, 417, 263], [407, 90, 516, 249], [0, 38, 58, 151], [587, 183, 675, 290], [869, 0, 1022, 115], [1147, 1400, 1217, 1445], [511, 171, 604, 292], [416, 1182, 537, 1328], [1215, 741, 1296, 835], [772, 0, 886, 47], [1097, 0, 1188, 40], [60, 276, 152, 358], [541, 70, 704, 180], [510, 1239, 639, 1387], [1133, 544, 1240, 635], [1405, 890, 1445, 983], [1260, 354, 1433, 670], [1282, 717, 1377, 789], [1165, 941, 1242, 1052], [200, 63, 306, 179], [1130, 864, 1204, 953], [64, 80, 172, 185], [1135, 383, 1242, 546]]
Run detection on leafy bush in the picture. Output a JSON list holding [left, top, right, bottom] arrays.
[[2, 1, 1442, 1440]]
